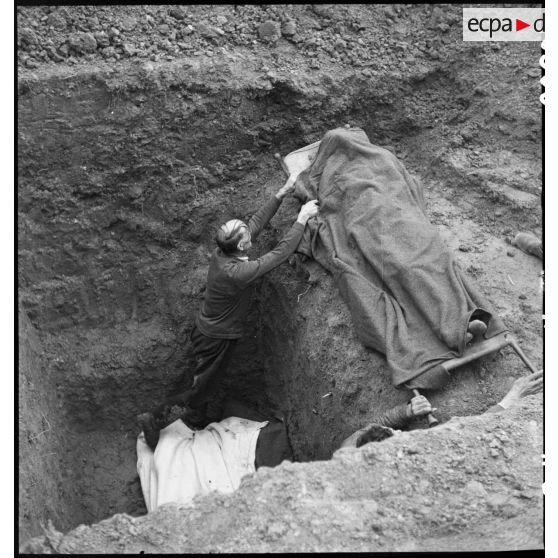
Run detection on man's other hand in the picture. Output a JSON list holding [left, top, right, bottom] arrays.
[[356, 424, 394, 447], [276, 173, 299, 200], [406, 394, 435, 417], [297, 199, 319, 224]]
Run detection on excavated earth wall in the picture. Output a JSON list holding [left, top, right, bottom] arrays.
[[18, 4, 542, 552], [21, 397, 543, 553]]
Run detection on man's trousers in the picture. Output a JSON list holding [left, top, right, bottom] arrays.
[[159, 325, 237, 416]]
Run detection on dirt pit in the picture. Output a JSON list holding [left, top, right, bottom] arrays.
[[18, 5, 542, 551]]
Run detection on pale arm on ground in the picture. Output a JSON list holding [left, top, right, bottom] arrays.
[[486, 370, 543, 412]]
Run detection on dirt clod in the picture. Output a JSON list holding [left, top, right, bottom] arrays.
[[258, 20, 281, 43], [46, 12, 67, 30], [120, 16, 138, 32], [93, 31, 109, 48], [68, 32, 98, 54], [169, 7, 186, 21], [281, 20, 297, 37], [20, 27, 39, 45]]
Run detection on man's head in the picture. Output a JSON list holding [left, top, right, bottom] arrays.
[[215, 219, 252, 255]]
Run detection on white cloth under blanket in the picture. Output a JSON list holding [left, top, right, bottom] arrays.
[[136, 416, 268, 512]]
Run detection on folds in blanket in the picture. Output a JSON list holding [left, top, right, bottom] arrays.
[[332, 253, 463, 388], [293, 127, 506, 388]]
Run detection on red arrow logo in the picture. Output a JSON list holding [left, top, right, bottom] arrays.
[[516, 19, 530, 31]]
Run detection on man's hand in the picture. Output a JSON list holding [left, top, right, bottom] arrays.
[[406, 394, 435, 418], [275, 173, 299, 200], [356, 424, 394, 447], [297, 199, 319, 225], [499, 370, 543, 409]]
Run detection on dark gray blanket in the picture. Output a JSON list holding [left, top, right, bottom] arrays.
[[294, 127, 506, 389]]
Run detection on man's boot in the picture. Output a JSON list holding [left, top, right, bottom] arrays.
[[137, 412, 160, 451], [181, 405, 208, 429]]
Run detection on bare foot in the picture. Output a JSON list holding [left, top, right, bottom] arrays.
[[468, 319, 487, 336]]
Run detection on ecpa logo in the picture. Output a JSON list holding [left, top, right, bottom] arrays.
[[463, 8, 544, 42]]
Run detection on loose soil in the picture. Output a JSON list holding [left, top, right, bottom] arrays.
[[18, 4, 542, 552]]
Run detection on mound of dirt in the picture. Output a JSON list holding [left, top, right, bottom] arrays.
[[16, 5, 476, 70], [18, 4, 542, 552], [20, 395, 543, 553]]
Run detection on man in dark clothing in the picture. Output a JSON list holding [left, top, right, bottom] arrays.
[[139, 174, 319, 447], [186, 176, 318, 411]]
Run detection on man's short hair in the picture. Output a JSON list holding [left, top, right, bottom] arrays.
[[215, 219, 245, 255]]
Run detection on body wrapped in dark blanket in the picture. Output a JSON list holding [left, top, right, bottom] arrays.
[[294, 127, 506, 390]]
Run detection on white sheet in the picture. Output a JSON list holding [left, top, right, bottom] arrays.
[[137, 417, 268, 512]]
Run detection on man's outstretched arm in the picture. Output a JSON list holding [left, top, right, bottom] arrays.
[[233, 200, 319, 287], [248, 173, 299, 239]]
